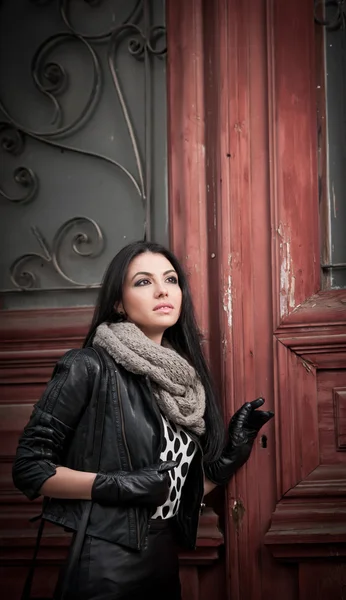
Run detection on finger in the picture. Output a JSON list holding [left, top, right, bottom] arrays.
[[258, 412, 274, 424], [229, 402, 252, 426], [248, 410, 274, 424], [247, 410, 275, 432], [235, 402, 252, 416], [229, 403, 251, 428], [158, 461, 178, 473], [257, 410, 274, 422], [249, 397, 265, 410]]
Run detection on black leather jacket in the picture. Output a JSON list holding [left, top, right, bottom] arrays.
[[12, 346, 210, 550]]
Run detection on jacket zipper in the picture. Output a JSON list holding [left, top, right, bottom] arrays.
[[144, 376, 164, 527], [190, 434, 205, 548], [115, 371, 140, 549], [145, 376, 164, 459]]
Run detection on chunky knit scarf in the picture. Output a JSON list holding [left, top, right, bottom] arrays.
[[93, 322, 206, 436]]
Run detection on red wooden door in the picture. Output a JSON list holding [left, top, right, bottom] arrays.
[[168, 0, 346, 599], [263, 1, 346, 598]]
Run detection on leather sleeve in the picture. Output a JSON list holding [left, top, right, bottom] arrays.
[[12, 349, 94, 500]]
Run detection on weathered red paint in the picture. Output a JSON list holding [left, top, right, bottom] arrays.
[[166, 2, 227, 596], [268, 0, 320, 326], [201, 0, 278, 597], [166, 0, 210, 343]]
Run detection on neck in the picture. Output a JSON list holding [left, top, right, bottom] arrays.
[[139, 327, 163, 345]]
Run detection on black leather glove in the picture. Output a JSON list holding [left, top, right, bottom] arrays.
[[204, 398, 274, 486], [91, 460, 177, 508]]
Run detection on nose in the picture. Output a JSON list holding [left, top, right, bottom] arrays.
[[154, 282, 168, 298]]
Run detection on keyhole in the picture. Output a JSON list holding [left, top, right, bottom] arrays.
[[260, 435, 267, 449]]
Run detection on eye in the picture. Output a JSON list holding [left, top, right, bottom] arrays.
[[166, 275, 178, 284], [134, 278, 151, 287]]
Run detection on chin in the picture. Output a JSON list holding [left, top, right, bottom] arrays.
[[152, 315, 178, 327]]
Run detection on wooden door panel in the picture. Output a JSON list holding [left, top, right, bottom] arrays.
[[333, 388, 346, 451], [318, 373, 346, 463], [265, 310, 346, 563], [299, 563, 346, 600]]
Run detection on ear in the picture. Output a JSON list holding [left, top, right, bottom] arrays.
[[115, 302, 125, 316]]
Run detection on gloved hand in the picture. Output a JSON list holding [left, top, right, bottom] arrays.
[[92, 461, 177, 508], [204, 398, 274, 486]]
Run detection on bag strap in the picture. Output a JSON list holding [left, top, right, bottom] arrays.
[[20, 508, 47, 600], [57, 503, 92, 600], [21, 347, 107, 600]]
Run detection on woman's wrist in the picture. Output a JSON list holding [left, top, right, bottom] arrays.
[[39, 466, 97, 500], [204, 477, 217, 495]]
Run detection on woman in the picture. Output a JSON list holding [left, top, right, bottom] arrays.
[[13, 241, 273, 600]]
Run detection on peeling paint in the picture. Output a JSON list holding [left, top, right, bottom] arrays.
[[332, 181, 337, 219], [301, 359, 313, 373], [223, 274, 233, 328], [279, 224, 296, 318], [234, 121, 245, 134], [291, 302, 302, 313], [221, 336, 228, 359], [231, 499, 246, 531]]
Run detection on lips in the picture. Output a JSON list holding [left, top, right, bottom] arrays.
[[153, 303, 174, 312]]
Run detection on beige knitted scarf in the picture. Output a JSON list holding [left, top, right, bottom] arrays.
[[93, 322, 206, 436]]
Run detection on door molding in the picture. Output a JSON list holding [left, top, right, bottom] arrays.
[[265, 294, 346, 559]]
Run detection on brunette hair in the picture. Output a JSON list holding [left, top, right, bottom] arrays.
[[84, 241, 224, 462]]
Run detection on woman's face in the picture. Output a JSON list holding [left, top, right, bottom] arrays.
[[119, 252, 183, 344]]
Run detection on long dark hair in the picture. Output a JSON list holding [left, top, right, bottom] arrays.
[[84, 241, 225, 462]]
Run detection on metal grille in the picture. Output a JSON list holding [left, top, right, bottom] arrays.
[[0, 0, 167, 307]]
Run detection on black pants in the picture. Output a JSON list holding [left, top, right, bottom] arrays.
[[56, 519, 181, 600]]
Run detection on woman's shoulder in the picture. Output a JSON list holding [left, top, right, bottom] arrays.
[[63, 345, 126, 378], [56, 346, 104, 377]]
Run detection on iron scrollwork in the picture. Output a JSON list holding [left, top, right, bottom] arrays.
[[11, 218, 104, 291], [0, 123, 38, 204], [314, 0, 346, 30], [0, 0, 166, 292]]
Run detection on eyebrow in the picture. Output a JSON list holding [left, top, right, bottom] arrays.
[[131, 269, 177, 282]]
